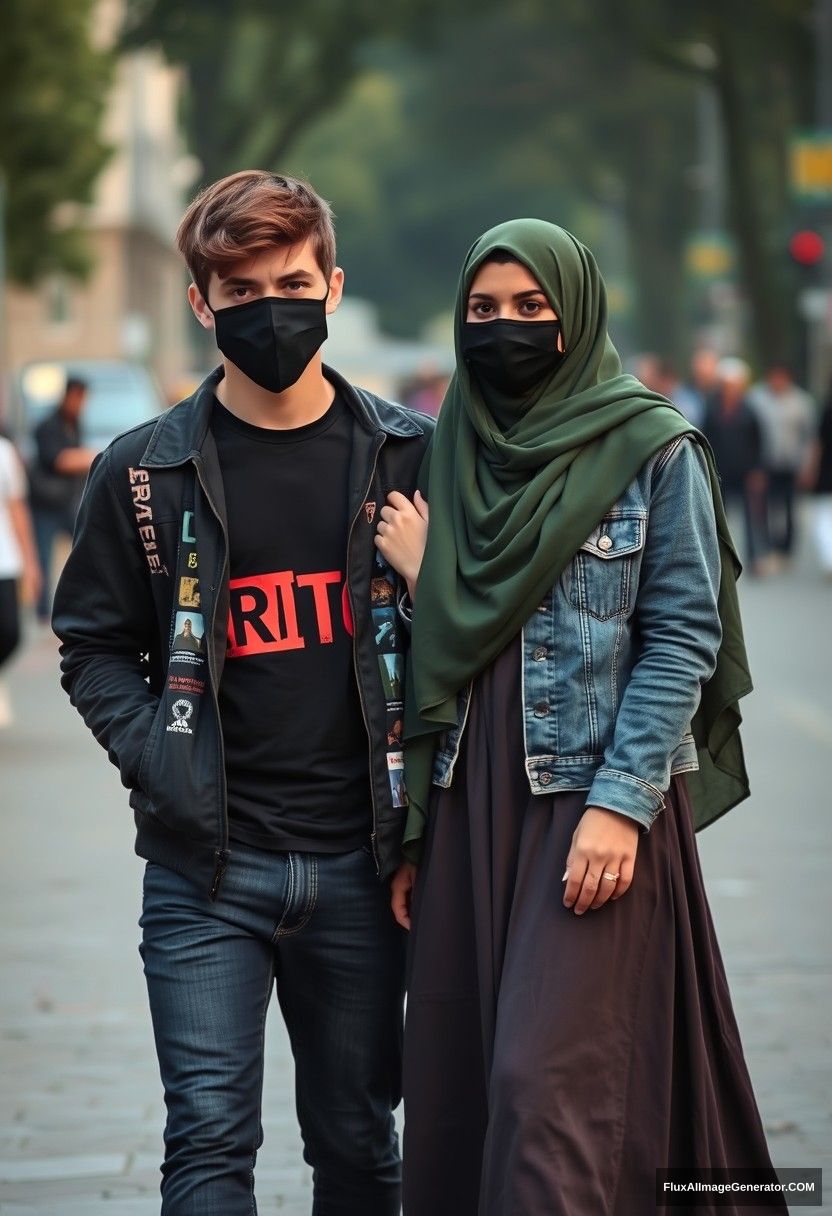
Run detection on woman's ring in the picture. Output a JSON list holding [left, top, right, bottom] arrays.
[[602, 871, 619, 882]]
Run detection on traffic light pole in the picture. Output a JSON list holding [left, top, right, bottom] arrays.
[[808, 0, 832, 398]]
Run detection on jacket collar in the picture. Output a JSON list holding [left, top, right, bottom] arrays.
[[141, 364, 424, 468]]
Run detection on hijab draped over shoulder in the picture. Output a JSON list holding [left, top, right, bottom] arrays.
[[401, 218, 752, 860]]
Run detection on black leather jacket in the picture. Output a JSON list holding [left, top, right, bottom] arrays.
[[53, 366, 434, 896]]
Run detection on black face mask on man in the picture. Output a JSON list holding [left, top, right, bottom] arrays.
[[211, 292, 329, 393], [460, 319, 564, 397]]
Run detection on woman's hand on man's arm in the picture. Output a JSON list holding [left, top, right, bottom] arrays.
[[374, 490, 429, 600]]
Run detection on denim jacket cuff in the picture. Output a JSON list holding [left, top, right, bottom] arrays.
[[585, 768, 666, 831]]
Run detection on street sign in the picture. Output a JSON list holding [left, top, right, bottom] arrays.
[[798, 287, 832, 323], [790, 130, 832, 200], [685, 231, 734, 280]]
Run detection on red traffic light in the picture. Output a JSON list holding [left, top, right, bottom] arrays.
[[789, 230, 825, 265]]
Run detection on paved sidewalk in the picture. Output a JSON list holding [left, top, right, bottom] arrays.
[[1, 555, 830, 1213]]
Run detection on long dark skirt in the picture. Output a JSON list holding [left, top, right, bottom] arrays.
[[402, 638, 785, 1216]]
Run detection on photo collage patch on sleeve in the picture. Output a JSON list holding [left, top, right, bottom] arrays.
[[163, 504, 209, 736], [370, 545, 408, 809]]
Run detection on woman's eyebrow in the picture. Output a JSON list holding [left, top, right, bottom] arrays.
[[468, 289, 548, 300]]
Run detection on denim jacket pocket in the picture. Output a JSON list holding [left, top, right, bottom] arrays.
[[567, 512, 646, 621]]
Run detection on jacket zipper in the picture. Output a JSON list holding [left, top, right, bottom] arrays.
[[347, 432, 386, 877], [192, 454, 231, 900]]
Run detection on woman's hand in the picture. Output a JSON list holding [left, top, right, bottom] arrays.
[[562, 806, 639, 915], [374, 491, 429, 599], [391, 860, 418, 930]]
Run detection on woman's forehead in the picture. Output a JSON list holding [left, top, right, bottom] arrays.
[[467, 257, 548, 298]]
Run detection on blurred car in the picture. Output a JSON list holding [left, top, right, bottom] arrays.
[[9, 359, 165, 459]]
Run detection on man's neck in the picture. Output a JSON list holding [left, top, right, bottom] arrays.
[[215, 353, 335, 430]]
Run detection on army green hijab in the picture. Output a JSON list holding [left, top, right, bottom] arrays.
[[401, 218, 752, 861]]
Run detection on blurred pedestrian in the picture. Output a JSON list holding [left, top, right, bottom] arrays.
[[806, 379, 832, 577], [633, 351, 663, 393], [672, 347, 720, 428], [400, 364, 449, 418], [0, 434, 41, 726], [702, 358, 768, 573], [748, 364, 816, 567], [379, 220, 783, 1216], [28, 377, 95, 622]]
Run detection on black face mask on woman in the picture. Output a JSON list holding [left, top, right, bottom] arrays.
[[460, 319, 564, 398], [211, 293, 329, 393]]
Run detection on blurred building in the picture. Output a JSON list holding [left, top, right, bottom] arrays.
[[326, 298, 454, 401], [4, 0, 195, 400]]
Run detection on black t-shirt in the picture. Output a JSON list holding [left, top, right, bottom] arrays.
[[702, 395, 762, 489], [211, 390, 372, 852]]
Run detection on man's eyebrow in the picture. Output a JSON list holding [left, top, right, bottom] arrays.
[[275, 268, 315, 283]]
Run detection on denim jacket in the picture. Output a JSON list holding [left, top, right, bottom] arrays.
[[430, 436, 723, 830]]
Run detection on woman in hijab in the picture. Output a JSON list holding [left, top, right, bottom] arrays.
[[375, 219, 785, 1215]]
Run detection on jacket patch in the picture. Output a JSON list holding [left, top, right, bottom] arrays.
[[178, 576, 201, 609], [371, 574, 396, 606], [166, 698, 194, 734], [128, 467, 168, 575], [372, 549, 408, 808], [363, 500, 377, 523]]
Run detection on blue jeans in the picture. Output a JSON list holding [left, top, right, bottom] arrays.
[[139, 844, 406, 1215], [32, 504, 75, 620]]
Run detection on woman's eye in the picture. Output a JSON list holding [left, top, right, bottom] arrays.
[[471, 302, 494, 317], [519, 300, 542, 316]]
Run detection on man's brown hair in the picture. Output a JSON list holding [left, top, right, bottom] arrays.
[[176, 170, 336, 301]]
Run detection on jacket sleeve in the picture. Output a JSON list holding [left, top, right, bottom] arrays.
[[585, 438, 722, 829], [52, 447, 160, 790]]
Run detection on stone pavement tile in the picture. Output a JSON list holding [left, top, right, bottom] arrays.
[[1, 1202, 159, 1216], [0, 1173, 158, 1202], [0, 1154, 128, 1183]]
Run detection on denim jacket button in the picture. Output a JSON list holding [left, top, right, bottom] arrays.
[[598, 534, 613, 551], [533, 702, 549, 718], [532, 645, 547, 661], [538, 770, 553, 785]]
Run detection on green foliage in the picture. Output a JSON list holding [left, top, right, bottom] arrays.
[[121, 0, 457, 186], [125, 0, 814, 362], [287, 3, 700, 350], [0, 0, 113, 284]]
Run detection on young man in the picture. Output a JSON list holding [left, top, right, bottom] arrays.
[[52, 170, 434, 1215]]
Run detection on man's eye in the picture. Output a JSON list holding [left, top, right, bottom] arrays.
[[286, 280, 308, 292], [232, 287, 249, 299]]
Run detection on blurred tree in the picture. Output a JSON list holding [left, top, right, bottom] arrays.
[[123, 0, 812, 364], [630, 0, 814, 364], [289, 2, 699, 356], [121, 0, 456, 187], [0, 0, 113, 283]]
